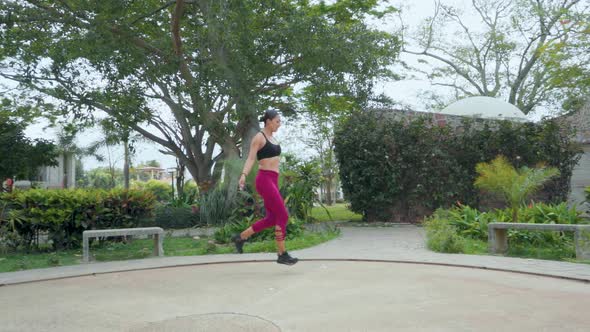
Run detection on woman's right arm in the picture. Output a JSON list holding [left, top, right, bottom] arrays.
[[239, 134, 261, 188]]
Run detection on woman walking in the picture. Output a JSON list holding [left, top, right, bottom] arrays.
[[232, 110, 298, 266]]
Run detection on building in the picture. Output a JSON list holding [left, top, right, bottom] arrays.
[[134, 166, 167, 181], [553, 103, 590, 211], [13, 153, 77, 189]]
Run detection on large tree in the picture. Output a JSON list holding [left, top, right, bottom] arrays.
[[399, 0, 589, 114], [0, 0, 401, 192]]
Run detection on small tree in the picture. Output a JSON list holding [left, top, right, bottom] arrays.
[[474, 155, 560, 222], [0, 117, 59, 182]]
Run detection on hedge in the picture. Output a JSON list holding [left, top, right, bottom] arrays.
[[334, 111, 582, 222], [0, 188, 155, 250]]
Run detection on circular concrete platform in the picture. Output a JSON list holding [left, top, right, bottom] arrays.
[[1, 261, 589, 332]]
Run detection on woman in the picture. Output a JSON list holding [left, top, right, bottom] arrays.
[[232, 110, 298, 266]]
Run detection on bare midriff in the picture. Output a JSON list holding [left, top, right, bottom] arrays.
[[258, 156, 280, 173]]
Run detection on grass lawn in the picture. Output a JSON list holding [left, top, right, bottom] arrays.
[[0, 229, 340, 273], [310, 203, 362, 222], [461, 238, 590, 264]]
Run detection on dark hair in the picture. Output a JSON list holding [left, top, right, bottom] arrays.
[[259, 109, 279, 124]]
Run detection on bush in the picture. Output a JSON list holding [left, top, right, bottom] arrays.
[[132, 180, 172, 202], [474, 155, 559, 223], [425, 203, 584, 254], [214, 217, 305, 244], [142, 204, 201, 229], [334, 111, 581, 222], [424, 215, 465, 253], [198, 186, 234, 226], [280, 156, 323, 222], [441, 205, 493, 241], [0, 188, 156, 250]]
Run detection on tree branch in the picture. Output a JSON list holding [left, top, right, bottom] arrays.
[[404, 49, 486, 95]]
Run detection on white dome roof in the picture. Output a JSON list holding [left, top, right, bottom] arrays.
[[440, 96, 528, 122]]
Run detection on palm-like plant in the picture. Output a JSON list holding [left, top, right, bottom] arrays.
[[55, 128, 104, 188], [474, 155, 560, 223]]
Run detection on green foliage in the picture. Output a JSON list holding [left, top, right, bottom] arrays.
[[425, 203, 584, 254], [198, 186, 234, 226], [214, 217, 305, 245], [0, 188, 156, 250], [82, 167, 123, 189], [334, 112, 582, 222], [335, 113, 467, 222], [437, 205, 494, 241], [168, 184, 199, 208], [0, 228, 341, 272], [475, 155, 560, 222], [310, 203, 362, 222], [424, 216, 465, 253], [142, 204, 201, 229], [280, 156, 324, 222], [132, 180, 172, 202], [47, 253, 61, 267], [0, 118, 59, 181], [0, 0, 401, 187]]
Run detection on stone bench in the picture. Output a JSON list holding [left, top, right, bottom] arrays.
[[488, 222, 590, 260], [82, 227, 165, 263]]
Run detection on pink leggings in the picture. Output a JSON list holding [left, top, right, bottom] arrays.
[[251, 170, 288, 241]]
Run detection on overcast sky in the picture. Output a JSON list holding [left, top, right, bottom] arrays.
[[20, 0, 552, 172]]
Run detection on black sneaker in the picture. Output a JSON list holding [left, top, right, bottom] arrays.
[[277, 252, 298, 266], [231, 234, 246, 254]]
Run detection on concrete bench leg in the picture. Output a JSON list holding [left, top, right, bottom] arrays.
[[489, 228, 508, 254], [83, 235, 90, 263], [574, 229, 590, 260], [154, 233, 164, 257]]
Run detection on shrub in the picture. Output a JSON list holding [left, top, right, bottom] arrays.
[[425, 203, 584, 254], [214, 217, 305, 244], [132, 180, 172, 202], [442, 205, 493, 241], [0, 188, 156, 250], [424, 215, 465, 253], [198, 186, 234, 226], [280, 156, 323, 222], [334, 111, 581, 222], [143, 204, 201, 229], [474, 155, 559, 222], [335, 114, 467, 222]]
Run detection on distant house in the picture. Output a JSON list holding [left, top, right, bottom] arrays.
[[553, 103, 590, 210], [135, 166, 167, 181], [376, 96, 530, 127], [13, 153, 77, 189]]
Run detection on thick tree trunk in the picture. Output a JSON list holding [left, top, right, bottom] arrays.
[[241, 116, 261, 161], [223, 144, 241, 210], [176, 159, 185, 198], [185, 161, 215, 193], [325, 176, 333, 206]]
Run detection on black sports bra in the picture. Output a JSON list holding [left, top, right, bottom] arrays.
[[257, 132, 281, 161]]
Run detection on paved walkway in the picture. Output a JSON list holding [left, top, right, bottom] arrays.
[[2, 225, 589, 285], [2, 226, 590, 331]]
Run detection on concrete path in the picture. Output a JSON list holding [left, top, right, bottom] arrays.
[[2, 225, 589, 285], [1, 225, 590, 331]]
